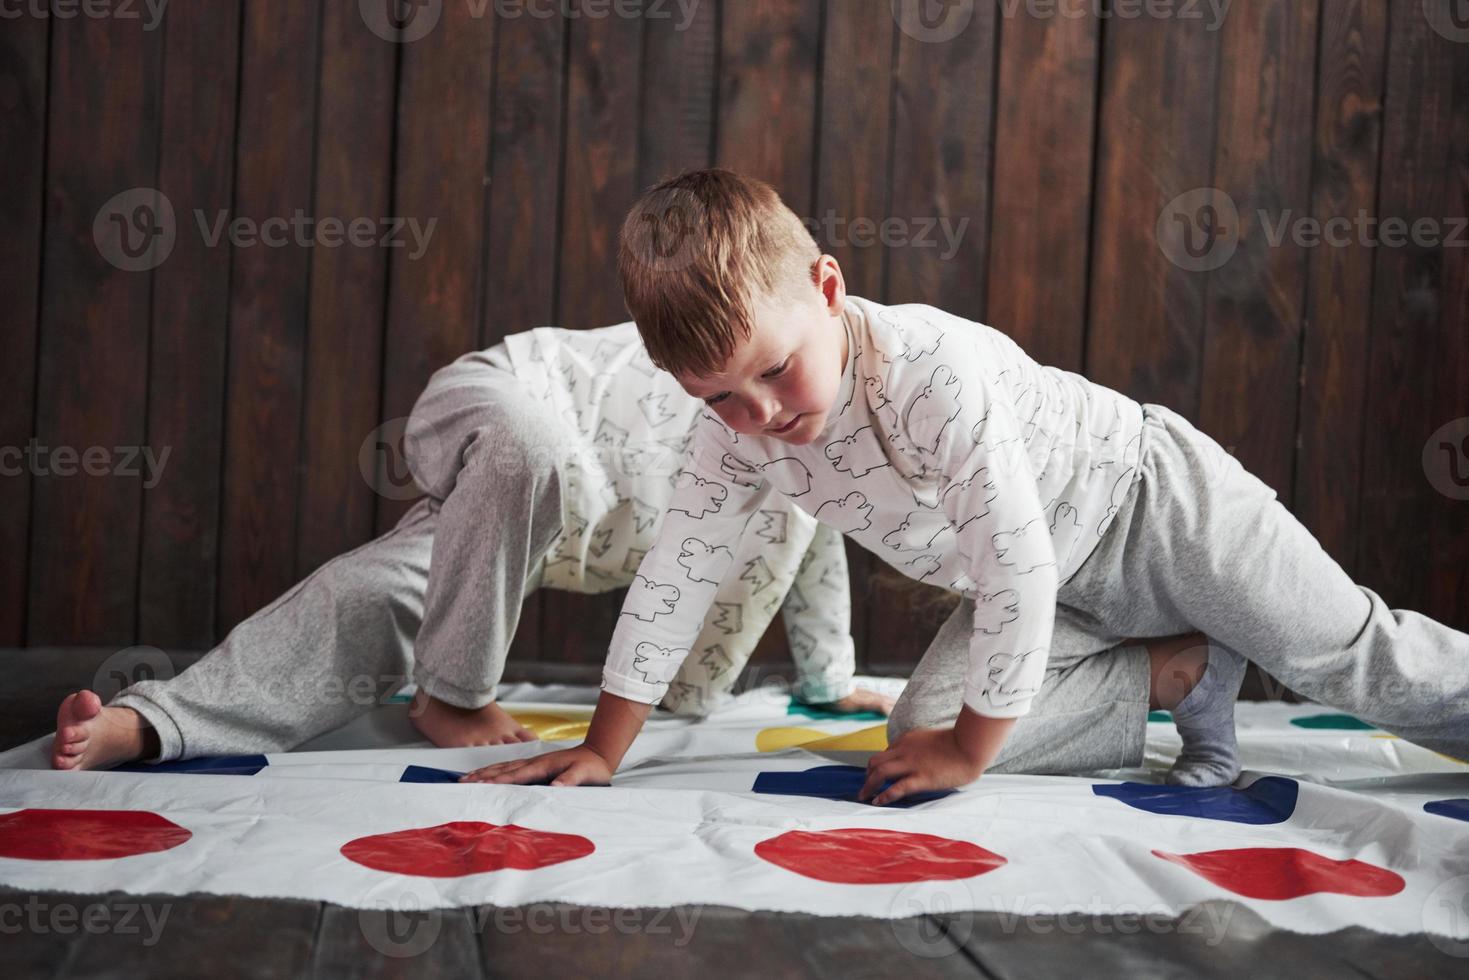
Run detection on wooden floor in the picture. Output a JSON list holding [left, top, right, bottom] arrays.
[[1, 648, 1461, 979]]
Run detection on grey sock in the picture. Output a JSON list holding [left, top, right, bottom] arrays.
[[1164, 642, 1248, 787]]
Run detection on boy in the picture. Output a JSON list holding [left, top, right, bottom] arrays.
[[462, 168, 1469, 803], [50, 318, 891, 771]]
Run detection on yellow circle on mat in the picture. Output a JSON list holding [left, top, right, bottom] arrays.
[[508, 712, 591, 741], [1369, 734, 1467, 765], [756, 725, 888, 753]]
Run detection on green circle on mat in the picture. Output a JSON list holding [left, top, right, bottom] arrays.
[[786, 698, 885, 722], [1148, 710, 1172, 723], [1290, 713, 1374, 731]]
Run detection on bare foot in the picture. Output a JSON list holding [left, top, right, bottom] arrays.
[[408, 690, 539, 747], [52, 691, 159, 771]]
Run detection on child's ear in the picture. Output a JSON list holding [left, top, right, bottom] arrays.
[[815, 254, 846, 311]]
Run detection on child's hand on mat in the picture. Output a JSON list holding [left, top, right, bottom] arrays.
[[458, 745, 613, 787], [859, 710, 1016, 805], [823, 687, 896, 716], [858, 728, 984, 805]]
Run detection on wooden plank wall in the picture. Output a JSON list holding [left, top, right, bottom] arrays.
[[3, 1, 1465, 678]]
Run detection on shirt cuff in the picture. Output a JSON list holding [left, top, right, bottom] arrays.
[[600, 667, 668, 705], [962, 685, 1036, 720]]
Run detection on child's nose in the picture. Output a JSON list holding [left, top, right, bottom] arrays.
[[747, 396, 778, 428]]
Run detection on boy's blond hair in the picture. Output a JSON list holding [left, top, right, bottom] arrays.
[[617, 168, 821, 378]]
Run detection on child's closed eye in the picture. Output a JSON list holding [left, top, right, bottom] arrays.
[[703, 359, 790, 405]]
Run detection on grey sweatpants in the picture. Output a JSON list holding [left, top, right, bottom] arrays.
[[891, 402, 1469, 774], [110, 346, 565, 762]]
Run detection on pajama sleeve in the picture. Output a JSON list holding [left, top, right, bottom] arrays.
[[602, 417, 773, 704], [896, 359, 1059, 719], [783, 521, 857, 704]]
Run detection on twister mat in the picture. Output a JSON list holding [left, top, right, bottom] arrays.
[[1, 681, 1466, 941]]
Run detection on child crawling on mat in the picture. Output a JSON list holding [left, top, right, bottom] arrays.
[[50, 313, 893, 771], [462, 168, 1469, 803]]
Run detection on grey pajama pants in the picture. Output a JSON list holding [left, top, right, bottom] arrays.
[[110, 347, 569, 763], [891, 402, 1469, 775]]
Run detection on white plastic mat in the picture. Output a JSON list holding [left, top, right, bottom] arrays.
[[1, 682, 1466, 940]]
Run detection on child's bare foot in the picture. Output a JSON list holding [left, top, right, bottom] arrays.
[[51, 691, 159, 771], [408, 690, 539, 747]]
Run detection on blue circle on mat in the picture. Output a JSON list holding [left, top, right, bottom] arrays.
[[1424, 799, 1469, 823], [1091, 776, 1299, 824]]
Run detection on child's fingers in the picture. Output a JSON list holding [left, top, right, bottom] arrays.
[[872, 775, 925, 807], [461, 757, 545, 782], [859, 756, 907, 802], [485, 759, 562, 784], [549, 762, 604, 788]]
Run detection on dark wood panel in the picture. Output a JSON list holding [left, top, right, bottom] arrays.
[[136, 0, 242, 650], [28, 13, 162, 643], [987, 5, 1099, 371], [638, 0, 717, 188], [887, 1, 995, 315], [0, 14, 47, 645], [1429, 11, 1469, 630], [295, 6, 399, 576], [1197, 0, 1320, 499], [216, 0, 323, 633], [375, 1, 497, 536], [541, 0, 647, 664], [716, 0, 822, 214], [483, 9, 568, 663], [1294, 0, 1388, 577], [1087, 13, 1221, 415], [1361, 5, 1467, 625]]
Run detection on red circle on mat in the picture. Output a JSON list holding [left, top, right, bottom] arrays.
[[0, 808, 192, 861], [341, 822, 595, 877], [754, 828, 1006, 885], [1152, 847, 1405, 900]]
